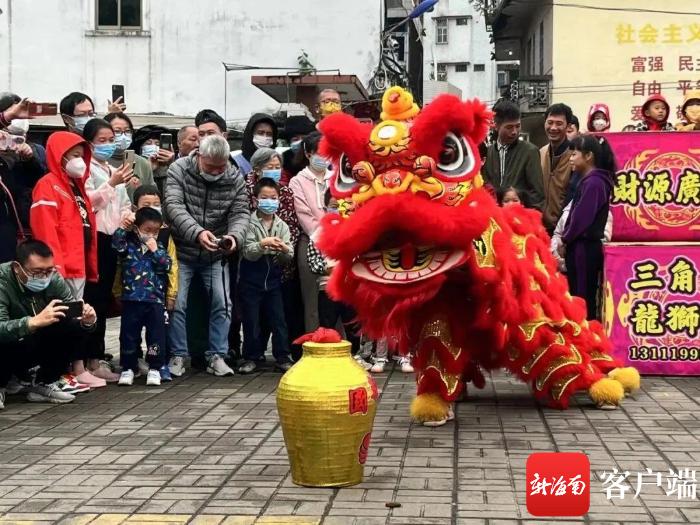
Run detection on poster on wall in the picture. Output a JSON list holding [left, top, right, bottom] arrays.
[[606, 132, 700, 242], [604, 243, 700, 376]]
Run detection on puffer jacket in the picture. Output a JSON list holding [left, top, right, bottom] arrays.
[[164, 152, 250, 264], [0, 261, 76, 343]]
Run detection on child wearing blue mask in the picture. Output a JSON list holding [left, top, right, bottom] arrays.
[[238, 178, 295, 374]]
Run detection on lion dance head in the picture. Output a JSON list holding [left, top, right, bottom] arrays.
[[317, 87, 495, 350]]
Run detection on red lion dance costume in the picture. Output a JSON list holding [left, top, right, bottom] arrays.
[[317, 87, 640, 426]]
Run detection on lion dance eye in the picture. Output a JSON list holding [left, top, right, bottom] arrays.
[[436, 132, 476, 178], [333, 153, 359, 193]]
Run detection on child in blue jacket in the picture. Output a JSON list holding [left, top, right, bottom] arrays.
[[112, 206, 172, 386]]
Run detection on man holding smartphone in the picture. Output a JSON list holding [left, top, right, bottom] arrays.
[[164, 135, 250, 378], [0, 240, 97, 409]]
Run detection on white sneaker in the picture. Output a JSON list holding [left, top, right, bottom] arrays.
[[118, 370, 134, 386], [370, 358, 388, 373], [353, 354, 372, 370], [207, 355, 234, 376], [0, 388, 5, 410], [399, 356, 414, 373], [169, 356, 186, 377], [137, 358, 149, 377], [26, 382, 75, 404], [146, 369, 161, 386]]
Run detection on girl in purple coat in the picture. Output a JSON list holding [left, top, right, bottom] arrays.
[[561, 135, 616, 320]]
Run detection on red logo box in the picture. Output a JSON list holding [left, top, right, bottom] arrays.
[[526, 452, 590, 517]]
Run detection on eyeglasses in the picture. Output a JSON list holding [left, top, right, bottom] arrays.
[[74, 112, 97, 118], [19, 265, 56, 279]]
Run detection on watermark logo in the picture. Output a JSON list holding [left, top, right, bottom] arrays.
[[526, 452, 590, 517]]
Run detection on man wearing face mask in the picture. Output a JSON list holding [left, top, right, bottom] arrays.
[[232, 113, 278, 176], [60, 92, 97, 135], [315, 89, 342, 121], [164, 135, 250, 377], [0, 240, 98, 409]]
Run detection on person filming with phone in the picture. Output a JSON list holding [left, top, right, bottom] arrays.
[[164, 135, 250, 377], [0, 240, 97, 409]]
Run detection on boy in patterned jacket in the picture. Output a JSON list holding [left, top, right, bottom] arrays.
[[112, 207, 172, 386]]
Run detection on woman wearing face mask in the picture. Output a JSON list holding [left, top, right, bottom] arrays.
[[132, 125, 176, 197], [288, 131, 330, 332], [586, 104, 611, 133], [232, 114, 278, 176], [30, 131, 103, 386], [104, 113, 156, 201], [82, 119, 135, 382], [243, 147, 304, 359]]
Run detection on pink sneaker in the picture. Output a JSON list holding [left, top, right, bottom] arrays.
[[74, 371, 107, 388], [90, 364, 120, 383]]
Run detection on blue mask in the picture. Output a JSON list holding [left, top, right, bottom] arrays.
[[72, 115, 92, 133], [93, 143, 117, 161], [262, 169, 281, 183], [326, 207, 340, 215], [114, 132, 132, 151], [310, 154, 328, 172], [25, 276, 51, 292], [141, 144, 159, 158], [258, 198, 279, 215], [290, 140, 302, 152]]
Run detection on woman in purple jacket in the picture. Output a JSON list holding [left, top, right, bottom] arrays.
[[560, 135, 616, 320]]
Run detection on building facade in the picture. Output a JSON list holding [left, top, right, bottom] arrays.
[[422, 0, 497, 103], [489, 0, 697, 141], [0, 0, 381, 125]]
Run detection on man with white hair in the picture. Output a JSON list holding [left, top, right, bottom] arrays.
[[164, 135, 250, 377]]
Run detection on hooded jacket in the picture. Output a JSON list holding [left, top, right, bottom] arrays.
[[676, 90, 700, 131], [164, 153, 250, 264], [233, 114, 278, 175], [634, 94, 674, 131], [562, 168, 613, 244], [30, 132, 98, 281], [587, 103, 611, 132]]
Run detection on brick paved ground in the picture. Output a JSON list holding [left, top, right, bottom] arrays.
[[0, 320, 698, 525]]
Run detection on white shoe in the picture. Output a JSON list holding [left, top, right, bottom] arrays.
[[399, 356, 414, 373], [370, 358, 387, 373], [137, 358, 149, 377], [207, 355, 234, 376], [422, 405, 455, 427], [353, 354, 372, 371], [26, 382, 75, 404], [169, 356, 186, 377], [118, 370, 134, 386], [146, 369, 161, 386]]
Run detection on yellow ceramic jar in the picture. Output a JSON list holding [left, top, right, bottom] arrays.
[[276, 340, 378, 487]]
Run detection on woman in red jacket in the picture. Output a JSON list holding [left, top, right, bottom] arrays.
[[30, 131, 103, 388]]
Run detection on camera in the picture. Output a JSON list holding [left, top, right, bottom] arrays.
[[215, 237, 233, 251]]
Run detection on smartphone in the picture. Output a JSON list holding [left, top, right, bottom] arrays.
[[57, 300, 84, 319], [111, 84, 125, 104], [124, 149, 135, 169], [28, 102, 58, 117], [159, 133, 173, 151]]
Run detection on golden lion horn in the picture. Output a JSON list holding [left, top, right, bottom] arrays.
[[380, 86, 420, 121]]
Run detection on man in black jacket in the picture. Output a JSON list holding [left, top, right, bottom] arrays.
[[482, 101, 544, 210]]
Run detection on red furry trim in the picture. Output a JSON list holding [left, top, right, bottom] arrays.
[[317, 188, 497, 261], [318, 113, 372, 167], [410, 95, 492, 163]]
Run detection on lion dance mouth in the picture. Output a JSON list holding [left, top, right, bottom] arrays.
[[316, 86, 640, 422]]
